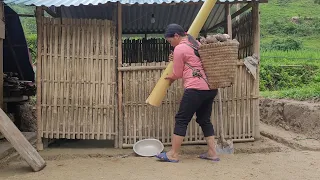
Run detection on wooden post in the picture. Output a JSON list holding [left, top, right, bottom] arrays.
[[35, 7, 44, 150], [117, 2, 123, 148], [0, 1, 4, 110], [252, 2, 260, 139], [0, 108, 46, 172], [224, 4, 228, 34], [0, 1, 4, 140], [225, 4, 232, 37], [236, 3, 241, 21]]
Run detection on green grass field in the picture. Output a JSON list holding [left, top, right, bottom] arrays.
[[260, 84, 320, 101], [260, 50, 320, 100], [260, 0, 320, 22], [259, 0, 320, 101]]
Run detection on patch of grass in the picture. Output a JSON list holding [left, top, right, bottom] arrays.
[[261, 36, 320, 51], [301, 36, 320, 50], [261, 83, 320, 101], [261, 50, 320, 62], [260, 0, 320, 23], [260, 50, 320, 100], [260, 0, 320, 51]]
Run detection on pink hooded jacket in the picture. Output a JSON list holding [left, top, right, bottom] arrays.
[[170, 38, 209, 90]]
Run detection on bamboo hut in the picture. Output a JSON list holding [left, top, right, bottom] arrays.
[[3, 0, 267, 149]]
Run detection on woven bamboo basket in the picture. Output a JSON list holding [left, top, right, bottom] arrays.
[[198, 39, 239, 89]]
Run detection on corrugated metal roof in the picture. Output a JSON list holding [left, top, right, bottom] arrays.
[[4, 0, 263, 34], [4, 0, 259, 6], [59, 2, 226, 34]]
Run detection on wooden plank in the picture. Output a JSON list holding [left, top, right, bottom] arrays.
[[102, 20, 108, 140], [60, 18, 66, 139], [88, 19, 94, 139], [84, 19, 90, 139], [0, 38, 3, 109], [76, 19, 82, 139], [0, 2, 4, 39], [117, 2, 123, 148], [80, 19, 86, 139], [0, 23, 4, 39], [52, 18, 59, 139], [42, 18, 48, 139], [0, 108, 46, 172], [0, 1, 3, 111], [0, 132, 36, 160], [118, 65, 167, 71], [252, 1, 260, 139], [66, 18, 71, 139], [49, 18, 54, 139]]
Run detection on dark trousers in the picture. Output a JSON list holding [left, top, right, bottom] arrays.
[[174, 88, 218, 137]]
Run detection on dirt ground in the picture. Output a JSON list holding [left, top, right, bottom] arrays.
[[260, 98, 320, 140], [0, 149, 320, 180], [1, 135, 320, 180], [1, 99, 319, 180]]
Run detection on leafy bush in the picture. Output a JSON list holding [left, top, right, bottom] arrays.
[[260, 64, 318, 91], [25, 34, 37, 63], [264, 20, 297, 35], [263, 18, 320, 37], [262, 38, 303, 51], [276, 0, 292, 6], [259, 50, 320, 101], [261, 49, 320, 60], [279, 83, 320, 100], [261, 83, 320, 101]]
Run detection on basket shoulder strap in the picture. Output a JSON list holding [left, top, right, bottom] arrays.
[[185, 62, 210, 88], [182, 43, 211, 89], [183, 43, 200, 58]]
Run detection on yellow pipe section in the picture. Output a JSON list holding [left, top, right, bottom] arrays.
[[146, 0, 218, 107], [188, 0, 218, 38]]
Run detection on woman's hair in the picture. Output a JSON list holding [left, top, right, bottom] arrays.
[[164, 23, 199, 48]]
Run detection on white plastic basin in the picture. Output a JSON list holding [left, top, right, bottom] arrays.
[[133, 139, 164, 157]]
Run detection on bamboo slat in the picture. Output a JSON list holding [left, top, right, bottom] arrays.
[[37, 17, 117, 140]]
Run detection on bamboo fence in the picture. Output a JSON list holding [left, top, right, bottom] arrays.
[[119, 11, 257, 147], [34, 9, 259, 148], [232, 11, 253, 59], [122, 38, 171, 64], [119, 59, 257, 147], [37, 17, 117, 140]]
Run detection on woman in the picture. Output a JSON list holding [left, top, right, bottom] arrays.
[[155, 24, 220, 163]]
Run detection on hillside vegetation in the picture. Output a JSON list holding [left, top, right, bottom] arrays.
[[7, 0, 320, 101], [259, 0, 320, 101], [260, 0, 320, 50]]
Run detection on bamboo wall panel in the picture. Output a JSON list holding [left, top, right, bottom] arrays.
[[121, 60, 255, 147], [37, 17, 117, 140], [122, 38, 171, 64], [232, 11, 253, 59]]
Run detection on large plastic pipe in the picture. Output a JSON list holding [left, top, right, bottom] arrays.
[[146, 0, 218, 107]]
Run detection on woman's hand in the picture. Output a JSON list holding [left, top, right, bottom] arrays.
[[168, 52, 173, 61], [165, 74, 175, 85]]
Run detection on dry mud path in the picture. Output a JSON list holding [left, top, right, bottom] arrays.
[[1, 145, 320, 180]]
